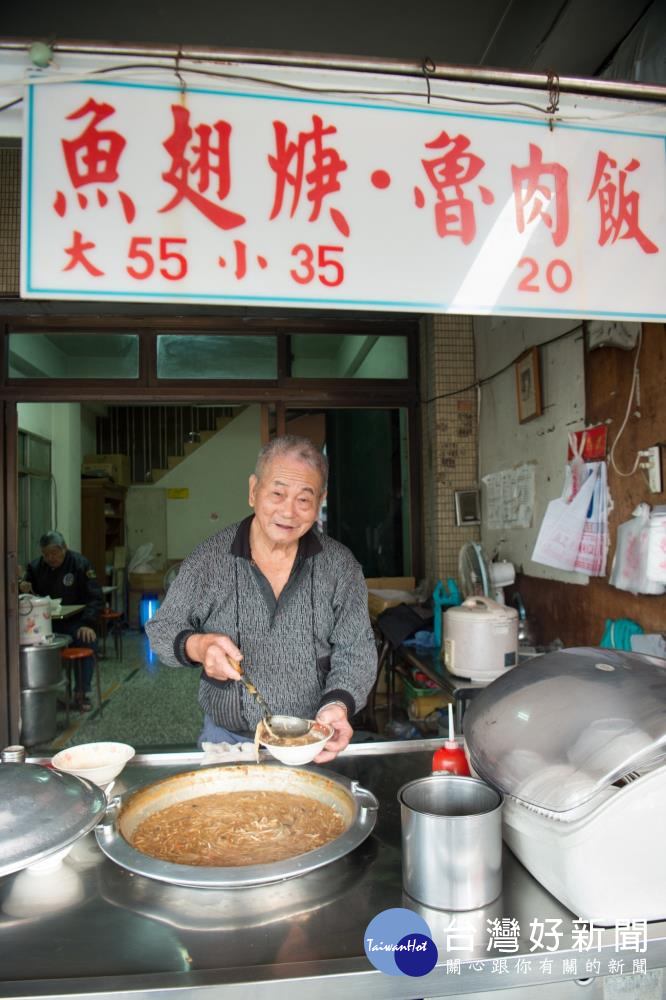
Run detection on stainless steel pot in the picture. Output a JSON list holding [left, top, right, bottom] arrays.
[[19, 635, 70, 688], [96, 762, 378, 887], [20, 683, 66, 746]]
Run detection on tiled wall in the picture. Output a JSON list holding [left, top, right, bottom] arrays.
[[0, 146, 20, 296], [419, 315, 480, 587]]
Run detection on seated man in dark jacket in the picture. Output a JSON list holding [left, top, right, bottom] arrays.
[[21, 531, 103, 710]]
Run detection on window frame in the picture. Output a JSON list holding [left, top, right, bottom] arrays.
[[17, 429, 52, 572], [1, 316, 419, 409]]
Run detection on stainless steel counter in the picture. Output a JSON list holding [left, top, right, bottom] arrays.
[[1, 740, 665, 999]]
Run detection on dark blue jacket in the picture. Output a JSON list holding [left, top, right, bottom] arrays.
[[26, 550, 103, 629]]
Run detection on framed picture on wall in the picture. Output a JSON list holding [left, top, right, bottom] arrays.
[[454, 489, 481, 526], [515, 347, 542, 423]]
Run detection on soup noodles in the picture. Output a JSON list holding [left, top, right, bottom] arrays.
[[130, 790, 347, 867]]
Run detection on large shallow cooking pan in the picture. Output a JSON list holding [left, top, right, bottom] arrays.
[[96, 762, 378, 888]]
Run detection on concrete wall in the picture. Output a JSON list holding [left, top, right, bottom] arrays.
[[51, 405, 82, 552], [126, 487, 168, 569], [517, 323, 666, 647], [151, 405, 263, 559], [474, 316, 586, 583], [80, 405, 98, 458]]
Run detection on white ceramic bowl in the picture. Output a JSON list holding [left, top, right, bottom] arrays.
[[52, 742, 135, 787], [259, 720, 334, 766]]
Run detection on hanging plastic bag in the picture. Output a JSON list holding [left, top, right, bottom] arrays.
[[609, 503, 665, 595], [531, 466, 597, 571], [573, 462, 609, 577], [563, 431, 588, 502], [646, 507, 666, 585]]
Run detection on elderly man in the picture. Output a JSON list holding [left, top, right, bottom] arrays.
[[21, 531, 103, 711], [146, 434, 377, 762]]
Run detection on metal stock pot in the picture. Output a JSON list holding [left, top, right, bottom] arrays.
[[96, 762, 378, 888], [19, 635, 70, 688]]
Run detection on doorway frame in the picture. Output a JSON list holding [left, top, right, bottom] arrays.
[[0, 313, 423, 746]]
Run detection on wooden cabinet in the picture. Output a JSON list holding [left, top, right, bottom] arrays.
[[81, 480, 127, 585]]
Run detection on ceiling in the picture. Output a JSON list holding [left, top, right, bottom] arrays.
[[2, 0, 659, 81]]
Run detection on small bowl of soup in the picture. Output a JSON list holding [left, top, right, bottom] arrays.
[[258, 718, 334, 765]]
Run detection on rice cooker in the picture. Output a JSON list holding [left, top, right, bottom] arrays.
[[18, 594, 53, 645], [443, 596, 518, 682]]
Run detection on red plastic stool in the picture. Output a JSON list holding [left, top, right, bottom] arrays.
[[98, 608, 123, 661], [61, 646, 103, 722]]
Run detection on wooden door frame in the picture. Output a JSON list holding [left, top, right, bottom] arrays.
[[0, 401, 19, 747], [0, 317, 424, 745]]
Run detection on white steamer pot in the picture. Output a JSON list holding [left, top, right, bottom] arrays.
[[18, 594, 53, 645], [443, 596, 518, 683]]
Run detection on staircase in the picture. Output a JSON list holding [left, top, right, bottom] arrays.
[[149, 415, 234, 482], [95, 405, 241, 485]]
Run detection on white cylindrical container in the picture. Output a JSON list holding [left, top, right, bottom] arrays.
[[443, 597, 518, 682], [399, 774, 503, 911], [18, 595, 53, 645]]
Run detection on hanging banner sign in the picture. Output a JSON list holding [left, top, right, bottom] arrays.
[[21, 80, 666, 319]]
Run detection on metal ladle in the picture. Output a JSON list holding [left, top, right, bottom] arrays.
[[230, 659, 312, 739]]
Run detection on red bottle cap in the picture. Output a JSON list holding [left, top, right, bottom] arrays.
[[432, 740, 471, 776]]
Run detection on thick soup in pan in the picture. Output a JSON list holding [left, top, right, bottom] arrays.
[[129, 790, 347, 866]]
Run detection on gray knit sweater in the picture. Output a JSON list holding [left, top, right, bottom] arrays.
[[145, 517, 378, 731]]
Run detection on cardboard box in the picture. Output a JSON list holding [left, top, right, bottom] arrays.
[[366, 576, 417, 619], [82, 453, 131, 487], [365, 577, 416, 590], [403, 676, 451, 720], [82, 461, 116, 482], [129, 571, 166, 592]]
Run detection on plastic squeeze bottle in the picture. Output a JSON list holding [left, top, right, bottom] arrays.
[[432, 704, 471, 775]]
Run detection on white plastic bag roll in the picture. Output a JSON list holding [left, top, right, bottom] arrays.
[[646, 510, 666, 585]]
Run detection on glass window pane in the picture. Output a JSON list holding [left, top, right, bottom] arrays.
[[29, 477, 51, 554], [27, 436, 50, 473], [290, 334, 407, 378], [157, 335, 277, 379], [8, 333, 139, 379]]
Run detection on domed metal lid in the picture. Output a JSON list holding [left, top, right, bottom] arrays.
[[0, 763, 107, 876], [464, 647, 666, 813]]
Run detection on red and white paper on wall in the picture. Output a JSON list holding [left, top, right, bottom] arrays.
[[21, 80, 666, 318]]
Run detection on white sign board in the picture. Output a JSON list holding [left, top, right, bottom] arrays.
[[21, 80, 666, 319]]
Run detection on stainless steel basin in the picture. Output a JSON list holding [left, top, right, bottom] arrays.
[[96, 761, 378, 887]]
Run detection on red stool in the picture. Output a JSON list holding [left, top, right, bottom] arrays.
[[98, 608, 123, 661], [61, 646, 103, 722]]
